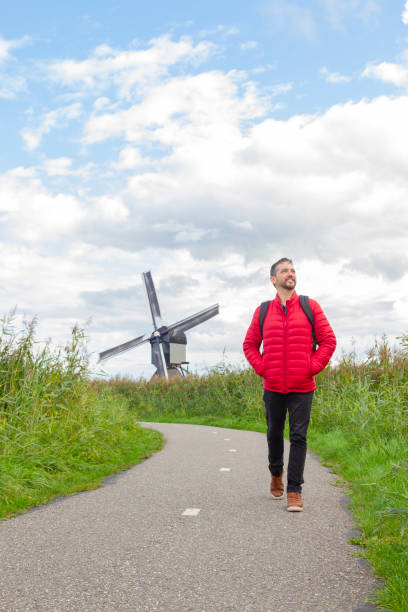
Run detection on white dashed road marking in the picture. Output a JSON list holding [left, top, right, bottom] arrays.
[[228, 449, 237, 452], [224, 438, 231, 441], [182, 508, 201, 516], [219, 468, 231, 472]]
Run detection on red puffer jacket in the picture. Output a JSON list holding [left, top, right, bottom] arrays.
[[243, 291, 336, 393]]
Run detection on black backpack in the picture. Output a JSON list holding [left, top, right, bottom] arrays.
[[259, 295, 317, 351]]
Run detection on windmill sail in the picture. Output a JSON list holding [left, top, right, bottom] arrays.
[[167, 304, 219, 335], [99, 334, 148, 362], [143, 271, 161, 330], [151, 339, 168, 379]]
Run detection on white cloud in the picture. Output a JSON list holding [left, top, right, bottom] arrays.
[[222, 26, 239, 36], [269, 83, 293, 97], [83, 70, 268, 147], [321, 0, 380, 29], [0, 171, 85, 242], [0, 34, 28, 63], [46, 35, 214, 98], [230, 220, 254, 231], [402, 1, 408, 24], [111, 94, 408, 283], [21, 103, 82, 150], [320, 67, 351, 83], [260, 1, 316, 39], [0, 75, 26, 99], [363, 61, 408, 88], [93, 97, 111, 111], [0, 35, 29, 99], [199, 25, 239, 38], [252, 63, 277, 74], [66, 41, 408, 290], [152, 221, 218, 243], [43, 157, 73, 176], [240, 41, 258, 50], [112, 147, 152, 170], [93, 195, 129, 222], [0, 36, 15, 63], [7, 166, 37, 179]]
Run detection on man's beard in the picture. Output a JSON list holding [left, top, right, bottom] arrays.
[[281, 280, 296, 290]]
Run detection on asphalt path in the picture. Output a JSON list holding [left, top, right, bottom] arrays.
[[0, 422, 380, 611]]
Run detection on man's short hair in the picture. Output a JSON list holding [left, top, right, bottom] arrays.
[[270, 257, 293, 277]]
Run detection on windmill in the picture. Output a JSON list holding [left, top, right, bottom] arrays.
[[99, 271, 219, 379]]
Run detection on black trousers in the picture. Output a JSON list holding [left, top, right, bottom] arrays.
[[263, 390, 314, 493]]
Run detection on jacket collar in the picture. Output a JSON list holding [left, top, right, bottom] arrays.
[[273, 290, 299, 307]]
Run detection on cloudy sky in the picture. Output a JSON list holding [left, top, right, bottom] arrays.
[[1, 0, 408, 378]]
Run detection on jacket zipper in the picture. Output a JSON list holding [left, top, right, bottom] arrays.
[[283, 304, 288, 392]]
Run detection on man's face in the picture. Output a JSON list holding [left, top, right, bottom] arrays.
[[271, 261, 296, 291]]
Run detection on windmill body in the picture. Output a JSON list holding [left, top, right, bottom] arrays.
[[99, 272, 219, 379]]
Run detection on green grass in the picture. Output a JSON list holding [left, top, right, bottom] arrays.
[[99, 338, 408, 611], [0, 314, 163, 519]]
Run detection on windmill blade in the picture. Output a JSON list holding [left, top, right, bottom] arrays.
[[142, 271, 161, 330], [151, 340, 168, 379], [99, 334, 148, 362], [166, 304, 219, 335]]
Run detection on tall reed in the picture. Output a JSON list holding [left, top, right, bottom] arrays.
[[0, 313, 162, 518]]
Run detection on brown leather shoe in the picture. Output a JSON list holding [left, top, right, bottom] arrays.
[[270, 474, 284, 499], [287, 492, 303, 512]]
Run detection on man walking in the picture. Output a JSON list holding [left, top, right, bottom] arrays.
[[243, 258, 336, 512]]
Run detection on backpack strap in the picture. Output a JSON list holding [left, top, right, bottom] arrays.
[[259, 300, 270, 338], [299, 295, 317, 352]]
